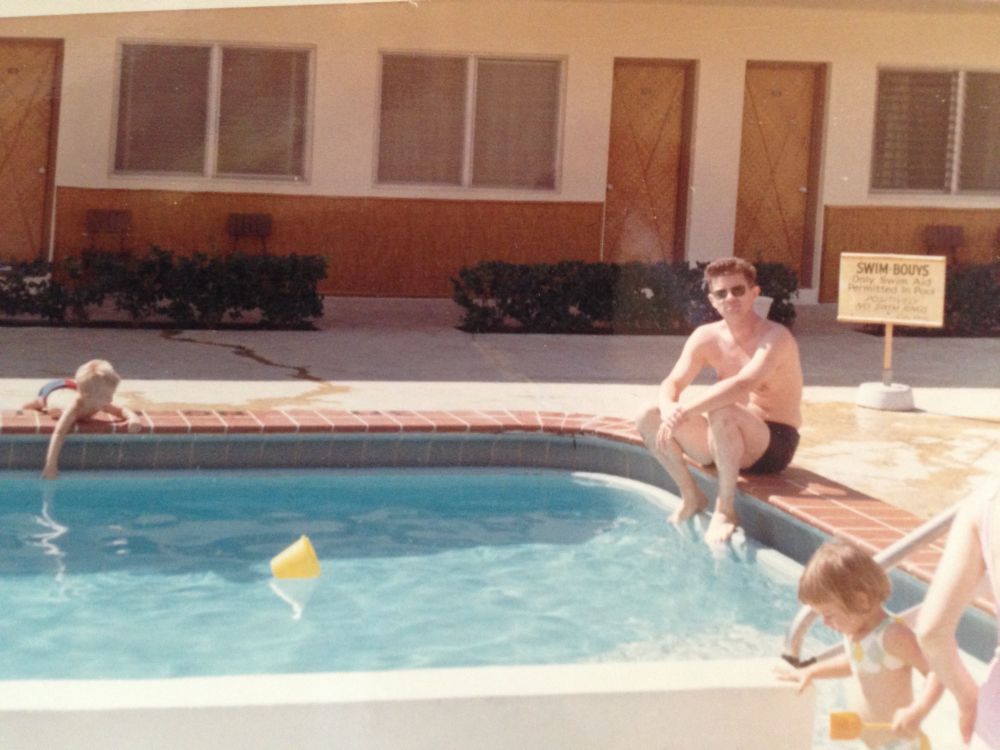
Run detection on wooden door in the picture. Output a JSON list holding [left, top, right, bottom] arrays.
[[0, 39, 61, 262], [734, 62, 824, 284], [603, 59, 692, 264]]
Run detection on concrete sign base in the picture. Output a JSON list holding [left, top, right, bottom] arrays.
[[856, 382, 915, 412]]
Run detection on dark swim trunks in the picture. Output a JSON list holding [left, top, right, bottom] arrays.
[[743, 421, 799, 475]]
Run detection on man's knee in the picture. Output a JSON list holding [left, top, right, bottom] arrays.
[[635, 405, 660, 442], [706, 405, 741, 434]]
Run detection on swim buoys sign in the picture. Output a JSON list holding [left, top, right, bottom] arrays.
[[270, 535, 321, 579]]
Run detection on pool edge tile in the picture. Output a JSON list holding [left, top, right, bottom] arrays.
[[0, 407, 967, 600]]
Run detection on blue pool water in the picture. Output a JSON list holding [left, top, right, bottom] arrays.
[[0, 468, 832, 680]]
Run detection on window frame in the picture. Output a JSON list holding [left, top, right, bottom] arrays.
[[374, 50, 566, 192], [870, 66, 1000, 196], [957, 68, 1000, 194], [111, 39, 315, 183]]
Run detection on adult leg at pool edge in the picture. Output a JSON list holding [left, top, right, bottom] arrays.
[[638, 402, 771, 544]]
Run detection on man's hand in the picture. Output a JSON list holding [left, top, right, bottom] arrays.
[[125, 417, 142, 434], [657, 403, 687, 444]]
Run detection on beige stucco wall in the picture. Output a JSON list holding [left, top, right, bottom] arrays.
[[2, 0, 999, 291]]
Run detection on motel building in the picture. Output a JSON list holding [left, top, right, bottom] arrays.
[[0, 0, 998, 303]]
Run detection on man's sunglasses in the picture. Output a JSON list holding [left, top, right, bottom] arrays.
[[709, 284, 747, 301]]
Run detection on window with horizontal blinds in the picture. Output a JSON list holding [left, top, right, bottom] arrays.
[[218, 47, 309, 177], [376, 52, 563, 189], [377, 55, 467, 185], [872, 70, 957, 191], [116, 44, 211, 174], [959, 72, 1000, 191], [114, 42, 311, 179], [472, 59, 560, 189]]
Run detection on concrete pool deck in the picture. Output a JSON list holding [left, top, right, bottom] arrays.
[[0, 298, 996, 750], [0, 297, 996, 523]]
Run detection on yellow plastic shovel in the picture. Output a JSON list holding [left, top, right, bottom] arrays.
[[829, 712, 931, 750]]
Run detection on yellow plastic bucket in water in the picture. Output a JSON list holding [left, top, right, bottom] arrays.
[[270, 535, 321, 579]]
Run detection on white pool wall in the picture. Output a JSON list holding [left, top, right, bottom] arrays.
[[0, 659, 814, 750]]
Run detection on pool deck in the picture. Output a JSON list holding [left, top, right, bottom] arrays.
[[0, 298, 998, 592]]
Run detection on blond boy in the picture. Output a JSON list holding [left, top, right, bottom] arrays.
[[23, 359, 141, 479]]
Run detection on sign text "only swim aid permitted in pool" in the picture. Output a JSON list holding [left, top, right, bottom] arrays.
[[837, 253, 946, 328]]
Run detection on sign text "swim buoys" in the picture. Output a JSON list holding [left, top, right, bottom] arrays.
[[837, 253, 946, 327]]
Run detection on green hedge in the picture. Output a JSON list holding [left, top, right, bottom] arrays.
[[941, 263, 1000, 335], [0, 248, 327, 328], [853, 263, 1000, 337], [452, 260, 799, 333]]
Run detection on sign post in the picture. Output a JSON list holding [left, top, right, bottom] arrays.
[[837, 253, 947, 410]]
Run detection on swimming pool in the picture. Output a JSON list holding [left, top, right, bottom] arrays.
[[0, 423, 989, 749], [1, 468, 818, 680]]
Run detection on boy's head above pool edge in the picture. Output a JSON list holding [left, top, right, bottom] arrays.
[[74, 359, 122, 406]]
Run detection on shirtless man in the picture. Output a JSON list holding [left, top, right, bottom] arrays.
[[636, 257, 803, 545]]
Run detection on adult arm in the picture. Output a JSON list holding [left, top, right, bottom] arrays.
[[915, 498, 986, 744], [679, 324, 793, 418], [657, 328, 709, 414], [655, 328, 712, 442]]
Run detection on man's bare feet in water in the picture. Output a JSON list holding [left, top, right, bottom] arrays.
[[669, 486, 709, 525], [705, 509, 739, 545]]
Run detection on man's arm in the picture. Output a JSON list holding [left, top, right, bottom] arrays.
[[657, 328, 709, 416], [680, 324, 792, 417]]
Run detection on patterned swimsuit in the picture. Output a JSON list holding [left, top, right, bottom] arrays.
[[847, 613, 906, 674], [845, 614, 921, 750]]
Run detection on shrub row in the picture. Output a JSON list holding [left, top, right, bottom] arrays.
[[851, 263, 1000, 337], [927, 263, 1000, 336], [0, 248, 327, 328], [451, 260, 799, 333]]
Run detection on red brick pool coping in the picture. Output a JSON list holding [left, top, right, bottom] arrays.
[[0, 407, 973, 606]]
